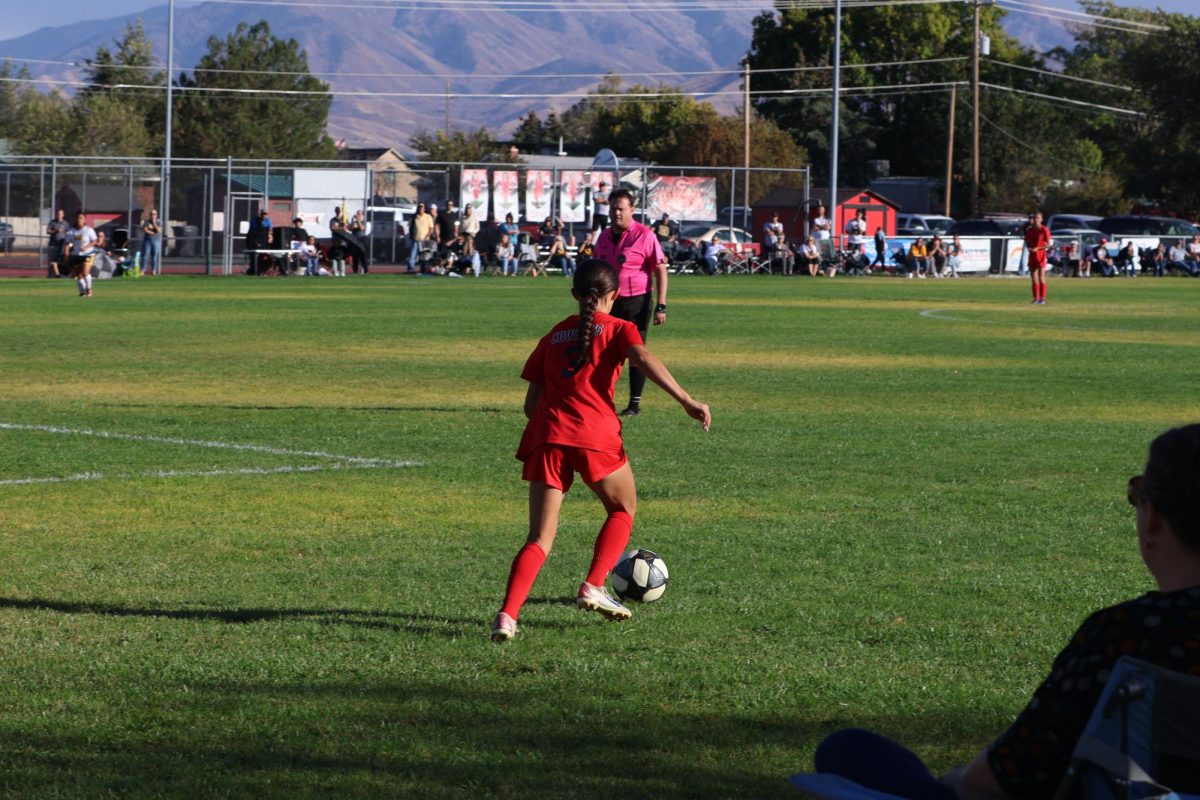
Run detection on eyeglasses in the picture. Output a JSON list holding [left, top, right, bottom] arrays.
[[1127, 475, 1143, 507]]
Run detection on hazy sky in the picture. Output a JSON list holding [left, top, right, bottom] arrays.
[[0, 0, 1195, 42]]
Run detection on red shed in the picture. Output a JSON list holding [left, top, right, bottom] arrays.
[[752, 186, 899, 245]]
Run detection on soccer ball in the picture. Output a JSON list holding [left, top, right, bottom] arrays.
[[610, 548, 669, 602]]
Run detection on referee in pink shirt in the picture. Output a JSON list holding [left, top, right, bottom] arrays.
[[593, 189, 668, 417]]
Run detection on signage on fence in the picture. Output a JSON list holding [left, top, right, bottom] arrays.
[[492, 170, 519, 223], [524, 170, 552, 221], [559, 170, 588, 223], [460, 169, 489, 218], [646, 176, 717, 222]]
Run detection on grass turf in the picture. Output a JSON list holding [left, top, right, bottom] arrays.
[[1, 273, 1198, 798]]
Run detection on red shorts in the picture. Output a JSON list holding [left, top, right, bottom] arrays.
[[521, 444, 627, 492]]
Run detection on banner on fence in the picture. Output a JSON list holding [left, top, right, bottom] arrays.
[[589, 172, 614, 194], [492, 170, 519, 223], [525, 170, 552, 221], [460, 169, 489, 218], [646, 176, 717, 222], [559, 170, 588, 223]]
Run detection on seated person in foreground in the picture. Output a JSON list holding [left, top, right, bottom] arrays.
[[807, 423, 1200, 800]]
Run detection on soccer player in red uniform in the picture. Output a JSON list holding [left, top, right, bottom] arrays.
[[490, 259, 711, 642], [1025, 211, 1052, 304]]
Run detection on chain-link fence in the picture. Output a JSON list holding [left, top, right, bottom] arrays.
[[0, 155, 810, 275]]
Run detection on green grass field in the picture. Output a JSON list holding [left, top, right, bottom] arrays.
[[1, 274, 1198, 798]]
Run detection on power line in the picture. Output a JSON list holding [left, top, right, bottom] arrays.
[[980, 81, 1144, 117], [977, 109, 1100, 174], [983, 59, 1133, 92], [997, 0, 1167, 33]]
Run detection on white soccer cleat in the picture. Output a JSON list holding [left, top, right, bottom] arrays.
[[576, 582, 632, 621], [490, 612, 517, 642]]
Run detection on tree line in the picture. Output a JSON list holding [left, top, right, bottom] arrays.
[[4, 2, 1199, 215]]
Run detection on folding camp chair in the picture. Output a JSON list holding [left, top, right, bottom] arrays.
[[789, 657, 1200, 800], [1054, 657, 1200, 800]]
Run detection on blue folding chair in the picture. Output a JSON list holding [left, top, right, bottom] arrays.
[[790, 657, 1200, 800]]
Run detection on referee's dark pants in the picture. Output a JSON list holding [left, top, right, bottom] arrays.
[[611, 292, 652, 410]]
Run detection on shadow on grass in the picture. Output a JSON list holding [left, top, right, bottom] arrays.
[[0, 675, 1000, 799], [0, 596, 580, 636]]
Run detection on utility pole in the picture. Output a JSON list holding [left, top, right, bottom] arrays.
[[971, 0, 981, 216], [829, 0, 842, 243], [743, 60, 751, 216], [945, 84, 956, 217], [161, 0, 175, 243]]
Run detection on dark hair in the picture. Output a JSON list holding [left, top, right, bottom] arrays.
[[1143, 424, 1200, 552], [570, 259, 619, 371], [608, 188, 635, 209]]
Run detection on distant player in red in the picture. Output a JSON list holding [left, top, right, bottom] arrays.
[[1025, 211, 1052, 304], [491, 259, 711, 642]]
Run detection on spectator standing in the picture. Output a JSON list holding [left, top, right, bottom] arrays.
[[460, 204, 480, 245], [407, 203, 434, 272], [246, 209, 272, 275], [809, 204, 832, 241], [139, 209, 162, 276], [1024, 211, 1051, 303], [328, 221, 347, 278], [302, 236, 320, 276], [871, 227, 887, 271], [844, 209, 869, 252], [348, 210, 368, 273], [436, 200, 460, 266], [1115, 241, 1138, 278], [46, 208, 69, 278], [593, 189, 668, 418], [763, 212, 790, 274], [501, 212, 520, 251], [591, 181, 610, 236]]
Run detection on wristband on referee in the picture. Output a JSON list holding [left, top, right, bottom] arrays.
[[655, 303, 667, 314]]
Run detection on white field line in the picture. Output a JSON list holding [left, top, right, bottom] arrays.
[[0, 422, 417, 468], [0, 463, 404, 487], [919, 308, 999, 324], [0, 421, 421, 486]]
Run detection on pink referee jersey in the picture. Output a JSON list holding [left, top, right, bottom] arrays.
[[593, 221, 665, 298]]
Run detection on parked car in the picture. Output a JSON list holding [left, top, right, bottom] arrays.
[[678, 223, 761, 257], [949, 218, 1027, 236], [1047, 213, 1103, 231], [0, 221, 15, 253], [1095, 215, 1200, 255], [717, 206, 752, 228], [896, 213, 955, 235]]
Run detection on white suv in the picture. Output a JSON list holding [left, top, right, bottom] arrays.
[[896, 213, 955, 234]]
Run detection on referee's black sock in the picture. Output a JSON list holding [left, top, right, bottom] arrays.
[[628, 396, 640, 410]]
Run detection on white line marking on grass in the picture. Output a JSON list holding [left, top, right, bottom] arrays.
[[0, 463, 406, 486], [920, 308, 999, 324], [0, 422, 418, 468]]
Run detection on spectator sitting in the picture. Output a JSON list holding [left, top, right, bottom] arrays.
[[1167, 239, 1198, 276], [495, 233, 517, 276], [1114, 241, 1137, 277], [448, 233, 481, 277], [927, 235, 947, 278], [1148, 242, 1167, 277], [537, 217, 555, 242], [907, 237, 929, 278], [946, 235, 963, 278], [804, 423, 1200, 800], [548, 232, 575, 277], [701, 235, 724, 275], [1092, 238, 1117, 277], [799, 236, 821, 277], [302, 236, 320, 276]]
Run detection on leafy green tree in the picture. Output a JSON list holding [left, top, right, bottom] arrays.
[[72, 92, 156, 157], [175, 21, 334, 159], [0, 61, 31, 143], [512, 111, 544, 152], [81, 19, 165, 153], [13, 89, 73, 155]]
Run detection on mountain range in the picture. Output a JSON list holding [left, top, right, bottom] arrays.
[[0, 2, 1074, 151]]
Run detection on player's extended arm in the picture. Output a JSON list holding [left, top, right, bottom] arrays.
[[523, 383, 543, 420], [627, 344, 710, 431], [653, 257, 668, 326]]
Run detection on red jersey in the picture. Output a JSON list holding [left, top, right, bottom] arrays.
[[1025, 224, 1051, 268], [517, 311, 643, 459]]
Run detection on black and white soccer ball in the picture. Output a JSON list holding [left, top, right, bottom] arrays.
[[610, 548, 669, 603]]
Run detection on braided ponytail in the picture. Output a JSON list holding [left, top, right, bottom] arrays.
[[570, 259, 619, 372]]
